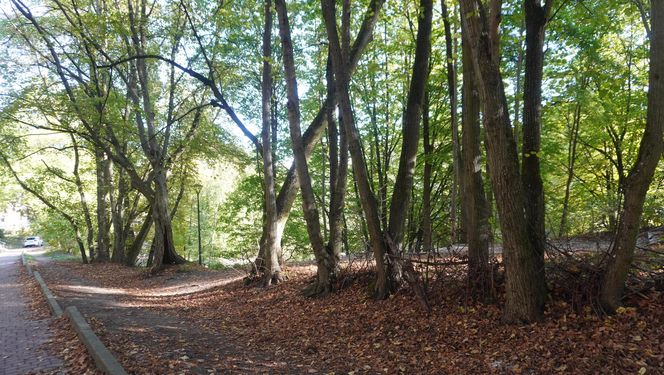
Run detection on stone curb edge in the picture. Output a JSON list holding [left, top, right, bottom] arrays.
[[64, 306, 129, 375], [22, 257, 129, 375], [21, 252, 33, 275], [32, 271, 63, 317]]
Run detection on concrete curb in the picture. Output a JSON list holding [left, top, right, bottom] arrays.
[[28, 258, 128, 375], [64, 306, 129, 375], [33, 271, 63, 317], [21, 253, 33, 275]]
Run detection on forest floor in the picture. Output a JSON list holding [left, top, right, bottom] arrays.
[[28, 244, 664, 375]]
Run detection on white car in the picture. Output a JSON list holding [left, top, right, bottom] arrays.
[[24, 236, 43, 247]]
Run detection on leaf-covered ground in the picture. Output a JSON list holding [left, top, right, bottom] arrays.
[[33, 258, 664, 374]]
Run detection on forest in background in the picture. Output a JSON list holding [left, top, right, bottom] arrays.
[[0, 0, 662, 324]]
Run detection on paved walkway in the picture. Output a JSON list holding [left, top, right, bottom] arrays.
[[0, 248, 62, 375]]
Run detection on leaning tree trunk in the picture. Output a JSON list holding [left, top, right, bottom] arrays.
[[459, 0, 544, 323], [322, 0, 393, 299], [387, 0, 432, 253], [125, 209, 152, 266], [255, 0, 386, 273], [461, 23, 492, 301], [521, 0, 553, 310], [276, 0, 334, 296], [600, 1, 664, 313], [385, 0, 433, 303], [0, 152, 89, 264]]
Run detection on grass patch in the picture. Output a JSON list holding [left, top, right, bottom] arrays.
[[45, 249, 79, 262], [206, 261, 249, 272]]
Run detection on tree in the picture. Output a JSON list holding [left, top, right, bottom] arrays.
[[275, 0, 333, 295], [441, 0, 461, 244], [601, 0, 664, 313], [461, 18, 492, 300], [459, 0, 545, 322], [259, 0, 282, 286], [522, 0, 554, 309], [387, 0, 433, 254], [322, 0, 394, 298], [325, 1, 350, 286]]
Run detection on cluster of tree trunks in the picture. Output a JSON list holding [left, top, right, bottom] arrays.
[[7, 0, 663, 324]]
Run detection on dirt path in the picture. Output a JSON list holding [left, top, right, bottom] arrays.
[[30, 252, 296, 374]]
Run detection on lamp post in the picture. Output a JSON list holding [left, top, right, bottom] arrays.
[[193, 182, 203, 266]]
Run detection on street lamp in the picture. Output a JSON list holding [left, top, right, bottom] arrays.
[[193, 182, 203, 266]]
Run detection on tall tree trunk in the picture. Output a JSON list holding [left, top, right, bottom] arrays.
[[260, 0, 283, 286], [459, 0, 544, 323], [256, 0, 386, 271], [421, 91, 433, 253], [441, 0, 460, 244], [111, 167, 128, 263], [461, 22, 493, 300], [370, 104, 388, 229], [326, 54, 349, 264], [71, 135, 94, 258], [95, 146, 111, 262], [276, 0, 334, 295], [322, 0, 394, 299], [600, 3, 664, 313], [388, 0, 432, 252], [513, 27, 524, 147], [559, 95, 583, 238], [521, 0, 553, 311]]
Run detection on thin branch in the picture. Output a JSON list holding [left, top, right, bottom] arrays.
[[100, 54, 262, 152]]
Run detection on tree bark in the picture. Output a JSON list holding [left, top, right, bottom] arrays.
[[420, 91, 433, 253], [521, 0, 553, 310], [110, 166, 126, 264], [459, 0, 544, 323], [149, 168, 185, 271], [111, 166, 142, 264], [461, 21, 493, 300], [441, 0, 460, 244], [326, 52, 349, 266], [388, 0, 433, 252], [260, 0, 283, 286], [125, 209, 152, 266], [276, 0, 334, 295], [322, 0, 394, 299], [94, 146, 111, 262], [513, 27, 524, 147], [559, 91, 584, 238], [70, 135, 95, 259], [600, 2, 664, 312], [256, 0, 387, 270]]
